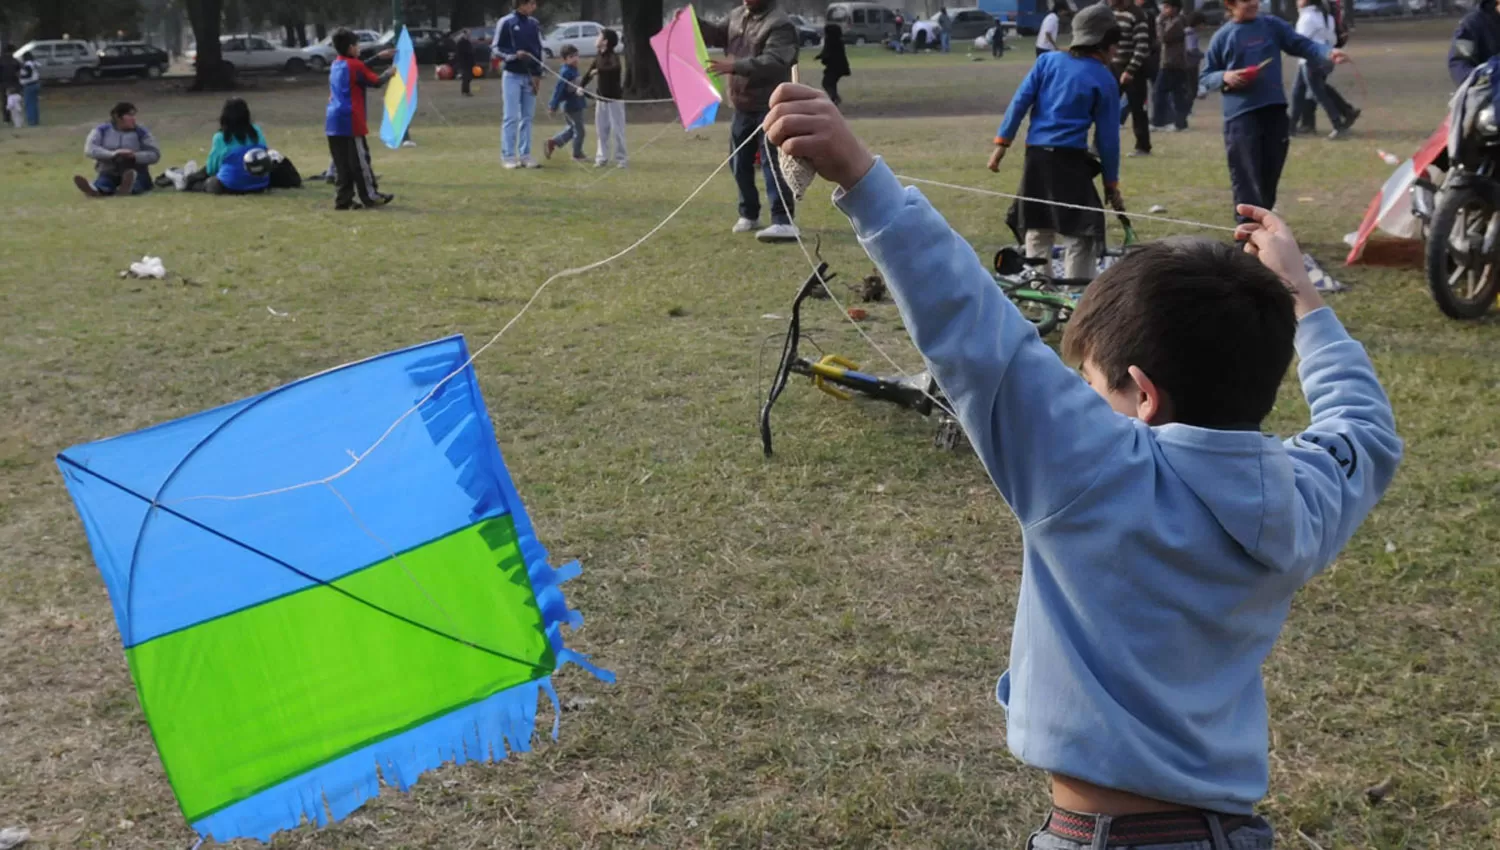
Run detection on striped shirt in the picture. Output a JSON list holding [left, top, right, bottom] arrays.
[[1111, 7, 1152, 76]]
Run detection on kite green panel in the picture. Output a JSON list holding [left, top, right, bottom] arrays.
[[126, 515, 552, 822]]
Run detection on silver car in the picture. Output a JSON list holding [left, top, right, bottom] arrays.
[[14, 40, 100, 82]]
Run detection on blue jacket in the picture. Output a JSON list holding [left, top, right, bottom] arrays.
[[215, 140, 272, 193], [1200, 15, 1330, 121], [493, 12, 544, 76], [834, 159, 1402, 813], [549, 64, 587, 112], [1449, 2, 1500, 86], [996, 50, 1121, 187]]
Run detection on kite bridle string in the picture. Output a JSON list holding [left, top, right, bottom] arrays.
[[168, 129, 763, 506]]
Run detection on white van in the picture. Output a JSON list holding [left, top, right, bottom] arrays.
[[14, 40, 100, 82], [825, 2, 901, 45]]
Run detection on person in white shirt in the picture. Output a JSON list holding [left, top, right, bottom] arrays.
[[1036, 2, 1068, 56], [1290, 0, 1359, 138]]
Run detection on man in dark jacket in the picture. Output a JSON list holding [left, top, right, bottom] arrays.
[[1112, 0, 1153, 156], [1450, 0, 1500, 87], [0, 46, 18, 126], [453, 29, 475, 96], [700, 0, 801, 243]]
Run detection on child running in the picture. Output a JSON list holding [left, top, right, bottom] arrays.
[[581, 29, 626, 168], [989, 3, 1122, 281], [325, 28, 396, 210], [1200, 0, 1348, 221], [545, 45, 588, 161], [765, 80, 1401, 850]]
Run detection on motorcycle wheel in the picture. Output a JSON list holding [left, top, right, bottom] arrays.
[[1426, 185, 1500, 319]]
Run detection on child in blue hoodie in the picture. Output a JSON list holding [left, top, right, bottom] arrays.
[[765, 84, 1401, 849], [545, 44, 588, 161], [1200, 0, 1348, 222]]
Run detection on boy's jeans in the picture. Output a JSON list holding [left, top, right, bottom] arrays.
[[23, 82, 40, 126], [1224, 105, 1289, 224], [1151, 67, 1190, 130], [729, 109, 793, 226], [501, 71, 536, 162], [1027, 814, 1276, 850], [551, 108, 586, 158]]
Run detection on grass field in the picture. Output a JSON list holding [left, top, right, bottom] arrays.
[[2, 18, 1498, 849]]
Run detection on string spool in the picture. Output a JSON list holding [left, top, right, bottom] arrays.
[[779, 64, 819, 202]]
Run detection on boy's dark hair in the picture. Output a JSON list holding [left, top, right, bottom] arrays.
[[601, 28, 619, 52], [331, 28, 358, 57], [560, 43, 579, 58], [110, 101, 136, 120], [1060, 237, 1297, 429]]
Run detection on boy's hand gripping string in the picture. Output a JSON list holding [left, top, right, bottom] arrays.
[[777, 67, 820, 202]]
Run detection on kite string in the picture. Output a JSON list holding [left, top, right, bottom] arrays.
[[167, 130, 761, 506], [538, 61, 677, 104], [892, 174, 1239, 233]]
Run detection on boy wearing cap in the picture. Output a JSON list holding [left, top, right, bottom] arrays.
[[1200, 0, 1348, 222], [989, 3, 1124, 281]]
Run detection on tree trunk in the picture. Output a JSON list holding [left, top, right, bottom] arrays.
[[187, 0, 236, 90], [620, 0, 668, 98], [578, 0, 599, 23], [315, 21, 328, 41], [448, 0, 481, 27]]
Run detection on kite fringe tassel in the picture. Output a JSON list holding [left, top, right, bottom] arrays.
[[191, 552, 612, 845]]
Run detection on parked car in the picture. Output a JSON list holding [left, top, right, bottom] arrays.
[[13, 39, 99, 81], [1352, 0, 1404, 14], [825, 2, 901, 44], [936, 7, 998, 40], [541, 21, 616, 58], [188, 35, 308, 73], [361, 27, 453, 66], [95, 42, 172, 78], [788, 14, 823, 46], [302, 29, 382, 70]]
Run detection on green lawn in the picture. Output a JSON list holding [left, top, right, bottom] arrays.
[[2, 19, 1497, 849]]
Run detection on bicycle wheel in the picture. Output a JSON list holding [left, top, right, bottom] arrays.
[[1009, 295, 1061, 336]]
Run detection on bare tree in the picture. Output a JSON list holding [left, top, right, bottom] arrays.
[[185, 0, 235, 89]]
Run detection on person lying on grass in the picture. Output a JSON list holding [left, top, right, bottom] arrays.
[[764, 82, 1402, 849], [75, 101, 161, 198]]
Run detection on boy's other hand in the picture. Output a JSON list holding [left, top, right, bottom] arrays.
[[708, 58, 737, 76], [987, 144, 1006, 172], [1330, 48, 1349, 64], [764, 83, 875, 191], [1235, 204, 1325, 318], [1222, 68, 1252, 89], [515, 50, 532, 61], [378, 48, 396, 60], [1106, 186, 1125, 210]]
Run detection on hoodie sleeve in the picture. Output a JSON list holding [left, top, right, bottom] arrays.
[[133, 126, 161, 166], [207, 131, 227, 174], [835, 160, 1135, 527], [1449, 14, 1484, 87], [1093, 67, 1122, 188], [85, 126, 113, 161], [1283, 307, 1403, 576]]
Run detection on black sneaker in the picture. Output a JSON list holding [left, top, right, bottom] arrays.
[[1344, 108, 1361, 130], [373, 192, 395, 206], [334, 202, 354, 210]]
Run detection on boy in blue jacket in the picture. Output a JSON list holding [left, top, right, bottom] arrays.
[[765, 83, 1401, 849], [1200, 0, 1348, 222], [545, 44, 588, 161]]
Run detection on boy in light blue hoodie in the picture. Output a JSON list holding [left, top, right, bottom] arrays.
[[765, 84, 1401, 849]]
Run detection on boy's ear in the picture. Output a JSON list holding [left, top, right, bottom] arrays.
[[1126, 365, 1173, 426]]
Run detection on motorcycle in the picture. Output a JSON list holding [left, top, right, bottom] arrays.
[[1426, 54, 1500, 319]]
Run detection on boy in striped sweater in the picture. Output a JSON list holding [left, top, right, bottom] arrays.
[[1110, 0, 1153, 156]]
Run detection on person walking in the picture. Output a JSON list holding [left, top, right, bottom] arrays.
[[453, 28, 475, 96], [1290, 0, 1359, 138], [1152, 0, 1191, 131], [1111, 0, 1152, 156], [18, 51, 40, 127], [1036, 2, 1065, 56], [816, 23, 850, 105], [699, 0, 801, 243], [938, 7, 953, 53]]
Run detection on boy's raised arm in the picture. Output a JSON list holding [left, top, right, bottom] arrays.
[[766, 86, 1136, 526], [1235, 206, 1403, 571]]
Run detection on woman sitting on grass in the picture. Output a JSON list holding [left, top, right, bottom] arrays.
[[173, 98, 275, 194]]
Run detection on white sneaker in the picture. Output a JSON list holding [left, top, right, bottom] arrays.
[[732, 217, 761, 234], [401, 139, 418, 148], [520, 157, 540, 169], [756, 223, 801, 243], [166, 168, 187, 191], [502, 159, 520, 170], [595, 160, 608, 168], [182, 159, 198, 175], [615, 161, 627, 169]]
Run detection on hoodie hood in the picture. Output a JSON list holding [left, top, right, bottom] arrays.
[[1153, 424, 1302, 572]]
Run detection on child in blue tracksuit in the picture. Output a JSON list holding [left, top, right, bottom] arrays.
[[1200, 0, 1348, 222], [765, 84, 1401, 849], [545, 44, 588, 161]]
